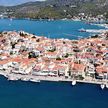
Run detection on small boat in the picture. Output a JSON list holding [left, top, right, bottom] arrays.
[[8, 76, 18, 81], [10, 18, 13, 21], [79, 28, 86, 32], [72, 80, 76, 86], [30, 78, 40, 83], [48, 19, 51, 21], [100, 84, 105, 90], [21, 77, 29, 81]]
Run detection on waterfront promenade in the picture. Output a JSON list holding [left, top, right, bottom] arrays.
[[0, 70, 106, 85]]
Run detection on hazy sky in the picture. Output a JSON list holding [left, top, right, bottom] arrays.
[[0, 0, 45, 6]]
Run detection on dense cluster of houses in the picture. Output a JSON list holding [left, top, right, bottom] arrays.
[[0, 31, 108, 80], [72, 13, 106, 23]]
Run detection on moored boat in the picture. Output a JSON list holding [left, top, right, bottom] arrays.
[[21, 77, 29, 81], [8, 76, 18, 81], [30, 78, 40, 83], [100, 84, 105, 90], [72, 80, 76, 86]]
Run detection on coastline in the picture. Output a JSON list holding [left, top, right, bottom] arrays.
[[0, 70, 106, 85]]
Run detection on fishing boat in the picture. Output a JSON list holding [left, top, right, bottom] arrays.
[[72, 80, 76, 86]]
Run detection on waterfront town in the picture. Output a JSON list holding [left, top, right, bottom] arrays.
[[0, 30, 108, 89]]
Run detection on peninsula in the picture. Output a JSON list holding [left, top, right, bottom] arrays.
[[0, 31, 108, 88]]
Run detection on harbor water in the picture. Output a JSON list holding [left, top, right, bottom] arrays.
[[0, 76, 108, 108], [0, 19, 104, 40]]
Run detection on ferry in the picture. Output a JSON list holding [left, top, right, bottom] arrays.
[[72, 80, 76, 86]]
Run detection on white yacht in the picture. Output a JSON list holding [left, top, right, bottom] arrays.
[[72, 80, 76, 86], [100, 84, 105, 90], [79, 28, 86, 32], [21, 77, 29, 81], [30, 78, 40, 83]]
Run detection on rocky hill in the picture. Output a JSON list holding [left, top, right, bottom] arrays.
[[1, 0, 108, 19]]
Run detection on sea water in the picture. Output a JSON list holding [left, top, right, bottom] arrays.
[[0, 76, 108, 108], [0, 19, 104, 40]]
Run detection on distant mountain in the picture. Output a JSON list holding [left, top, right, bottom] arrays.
[[0, 0, 108, 19]]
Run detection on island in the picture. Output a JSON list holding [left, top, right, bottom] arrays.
[[0, 31, 108, 89]]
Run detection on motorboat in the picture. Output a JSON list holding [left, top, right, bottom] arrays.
[[21, 77, 29, 81], [72, 80, 76, 86], [100, 84, 105, 90], [79, 28, 86, 32], [30, 78, 40, 83]]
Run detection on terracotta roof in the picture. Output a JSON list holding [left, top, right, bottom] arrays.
[[96, 66, 108, 73], [71, 62, 86, 71], [0, 60, 10, 65]]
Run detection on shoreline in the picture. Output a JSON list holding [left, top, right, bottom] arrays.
[[0, 17, 107, 23], [0, 70, 106, 85]]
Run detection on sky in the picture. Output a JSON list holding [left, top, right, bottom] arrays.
[[0, 0, 45, 6]]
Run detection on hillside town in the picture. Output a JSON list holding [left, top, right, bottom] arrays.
[[0, 31, 108, 88]]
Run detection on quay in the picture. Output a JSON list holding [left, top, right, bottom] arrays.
[[0, 70, 107, 86]]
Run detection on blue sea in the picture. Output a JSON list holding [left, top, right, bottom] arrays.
[[0, 19, 108, 108], [0, 76, 108, 108], [0, 19, 104, 39]]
